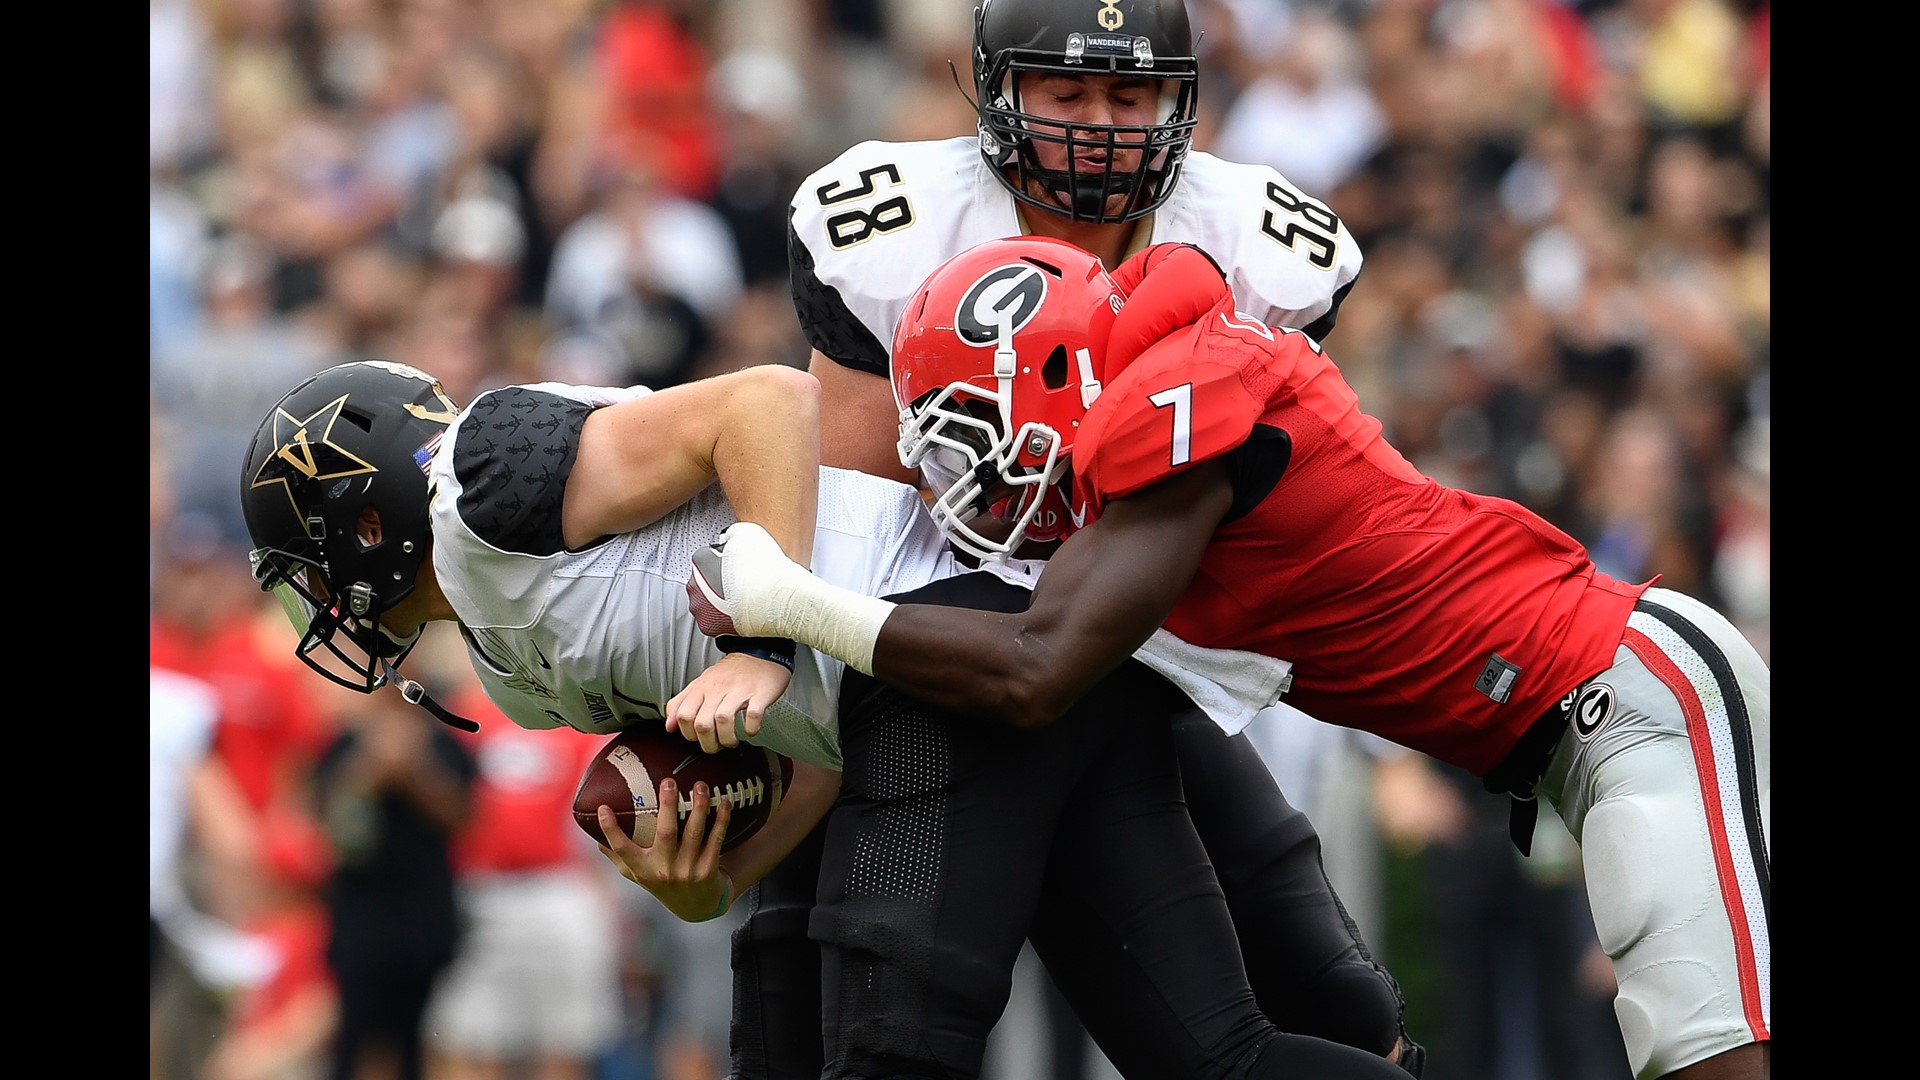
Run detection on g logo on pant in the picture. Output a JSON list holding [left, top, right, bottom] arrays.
[[1571, 682, 1615, 741]]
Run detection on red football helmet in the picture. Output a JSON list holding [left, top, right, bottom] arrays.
[[890, 236, 1123, 561]]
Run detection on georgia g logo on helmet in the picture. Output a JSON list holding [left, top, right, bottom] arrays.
[[955, 264, 1049, 346]]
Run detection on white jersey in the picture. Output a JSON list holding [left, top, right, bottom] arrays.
[[788, 136, 1363, 377], [151, 666, 220, 918], [427, 382, 962, 769]]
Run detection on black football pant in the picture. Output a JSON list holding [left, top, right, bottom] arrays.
[[729, 573, 1407, 1079], [730, 736, 1411, 1079], [1166, 711, 1411, 1060], [1029, 714, 1412, 1075], [731, 814, 832, 1080]]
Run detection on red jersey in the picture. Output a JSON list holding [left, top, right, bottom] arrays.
[[447, 689, 607, 876], [1074, 294, 1649, 775], [149, 611, 330, 812], [226, 899, 334, 1032]]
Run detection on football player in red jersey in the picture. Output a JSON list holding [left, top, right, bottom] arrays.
[[690, 238, 1771, 1080], [770, 0, 1420, 1072]]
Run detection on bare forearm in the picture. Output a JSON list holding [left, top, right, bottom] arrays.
[[714, 366, 821, 566], [703, 467, 1229, 723], [809, 351, 920, 486], [868, 483, 1225, 724], [565, 365, 821, 558]]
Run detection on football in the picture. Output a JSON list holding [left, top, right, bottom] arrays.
[[573, 726, 793, 852]]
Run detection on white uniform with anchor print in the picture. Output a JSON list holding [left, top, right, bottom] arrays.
[[427, 382, 966, 770]]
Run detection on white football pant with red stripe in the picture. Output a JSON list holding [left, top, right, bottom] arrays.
[[1539, 587, 1770, 1079]]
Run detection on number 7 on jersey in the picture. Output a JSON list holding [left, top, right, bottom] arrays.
[[1149, 384, 1194, 467]]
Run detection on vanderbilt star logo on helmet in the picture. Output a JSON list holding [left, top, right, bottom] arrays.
[[249, 393, 380, 518]]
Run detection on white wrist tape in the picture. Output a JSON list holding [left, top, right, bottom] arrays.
[[760, 565, 895, 676]]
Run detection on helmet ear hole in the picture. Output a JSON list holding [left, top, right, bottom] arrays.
[[357, 505, 383, 549], [1040, 344, 1069, 390]]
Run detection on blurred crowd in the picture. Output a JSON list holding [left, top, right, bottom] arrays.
[[150, 1, 1769, 1079]]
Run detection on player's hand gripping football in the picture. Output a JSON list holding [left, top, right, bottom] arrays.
[[685, 522, 806, 639], [595, 776, 735, 923], [667, 652, 791, 753]]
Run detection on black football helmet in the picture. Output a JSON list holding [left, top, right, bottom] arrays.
[[241, 360, 459, 694], [973, 0, 1200, 224]]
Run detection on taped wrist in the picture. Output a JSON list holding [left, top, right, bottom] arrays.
[[718, 635, 796, 670], [761, 568, 894, 676]]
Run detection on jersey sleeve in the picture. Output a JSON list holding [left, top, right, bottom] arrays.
[[1075, 320, 1273, 511], [1156, 153, 1364, 341], [788, 207, 889, 374], [787, 138, 1014, 376], [448, 387, 591, 556]]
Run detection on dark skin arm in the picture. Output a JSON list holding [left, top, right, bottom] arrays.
[[871, 460, 1234, 728]]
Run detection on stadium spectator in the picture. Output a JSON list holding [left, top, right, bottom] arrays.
[[595, 0, 723, 201], [542, 158, 742, 387], [416, 634, 626, 1080], [1211, 7, 1388, 197], [150, 664, 278, 1076], [199, 827, 338, 1080], [151, 422, 337, 1080], [311, 683, 477, 1080], [148, 509, 335, 931]]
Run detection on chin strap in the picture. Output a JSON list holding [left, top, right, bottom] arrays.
[[382, 659, 481, 732]]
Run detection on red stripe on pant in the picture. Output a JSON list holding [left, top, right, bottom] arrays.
[[1623, 627, 1769, 1042]]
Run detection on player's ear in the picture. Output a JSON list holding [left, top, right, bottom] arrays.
[[357, 506, 383, 548]]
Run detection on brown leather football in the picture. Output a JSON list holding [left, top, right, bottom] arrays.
[[572, 725, 792, 851]]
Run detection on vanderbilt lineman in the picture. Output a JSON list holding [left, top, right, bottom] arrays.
[[774, 0, 1417, 1072]]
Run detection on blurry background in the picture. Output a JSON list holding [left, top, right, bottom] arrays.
[[150, 1, 1768, 1078]]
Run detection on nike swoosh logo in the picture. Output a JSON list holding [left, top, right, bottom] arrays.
[[1069, 502, 1089, 529], [531, 640, 553, 669]]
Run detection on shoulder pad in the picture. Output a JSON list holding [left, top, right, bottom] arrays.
[[1078, 324, 1270, 507], [788, 138, 1020, 369], [1155, 152, 1364, 333]]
